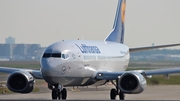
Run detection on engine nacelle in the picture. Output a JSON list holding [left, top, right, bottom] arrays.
[[7, 71, 34, 93], [118, 72, 146, 94]]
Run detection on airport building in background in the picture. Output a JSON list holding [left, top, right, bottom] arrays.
[[5, 36, 15, 44], [0, 43, 45, 61], [0, 37, 45, 61]]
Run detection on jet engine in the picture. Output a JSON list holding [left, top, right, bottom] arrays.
[[118, 72, 146, 94], [7, 71, 34, 93]]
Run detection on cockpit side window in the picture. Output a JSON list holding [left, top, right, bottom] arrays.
[[62, 54, 65, 59], [66, 54, 69, 58], [62, 54, 69, 59], [42, 53, 51, 58]]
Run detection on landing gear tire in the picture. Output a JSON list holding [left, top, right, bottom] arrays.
[[52, 89, 59, 99], [110, 80, 125, 100], [110, 88, 117, 100], [51, 84, 67, 100], [119, 90, 124, 100], [61, 88, 67, 100], [51, 88, 67, 100]]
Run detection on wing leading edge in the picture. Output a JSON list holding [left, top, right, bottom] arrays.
[[0, 67, 43, 79], [96, 68, 180, 80], [130, 43, 180, 52]]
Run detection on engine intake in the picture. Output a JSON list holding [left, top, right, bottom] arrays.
[[118, 72, 146, 94], [7, 71, 34, 93]]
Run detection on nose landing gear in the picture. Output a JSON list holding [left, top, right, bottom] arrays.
[[49, 84, 67, 100]]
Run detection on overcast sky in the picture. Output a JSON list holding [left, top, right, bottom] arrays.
[[0, 0, 180, 48]]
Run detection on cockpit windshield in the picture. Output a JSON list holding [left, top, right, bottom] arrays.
[[42, 53, 61, 58], [42, 53, 51, 58], [52, 53, 61, 58], [42, 52, 69, 59]]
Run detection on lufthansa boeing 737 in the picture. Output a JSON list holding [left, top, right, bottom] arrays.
[[1, 0, 180, 100]]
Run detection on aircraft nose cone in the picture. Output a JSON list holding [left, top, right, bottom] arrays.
[[40, 58, 57, 76], [40, 58, 61, 84], [41, 58, 52, 68]]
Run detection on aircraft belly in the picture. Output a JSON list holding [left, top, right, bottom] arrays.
[[43, 61, 97, 86], [44, 76, 96, 86]]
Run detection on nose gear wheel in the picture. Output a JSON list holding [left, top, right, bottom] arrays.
[[51, 84, 67, 100]]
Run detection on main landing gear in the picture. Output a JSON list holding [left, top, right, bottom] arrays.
[[48, 84, 67, 100], [110, 80, 125, 100]]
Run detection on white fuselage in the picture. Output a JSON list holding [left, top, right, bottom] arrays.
[[40, 40, 130, 86]]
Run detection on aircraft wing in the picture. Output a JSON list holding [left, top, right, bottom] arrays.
[[95, 68, 180, 80], [129, 43, 180, 52], [0, 67, 43, 79]]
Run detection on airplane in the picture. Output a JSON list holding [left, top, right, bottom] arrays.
[[1, 0, 180, 100]]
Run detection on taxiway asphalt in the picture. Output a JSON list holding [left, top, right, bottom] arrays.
[[0, 84, 180, 100]]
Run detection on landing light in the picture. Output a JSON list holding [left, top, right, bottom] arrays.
[[98, 73, 103, 76]]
